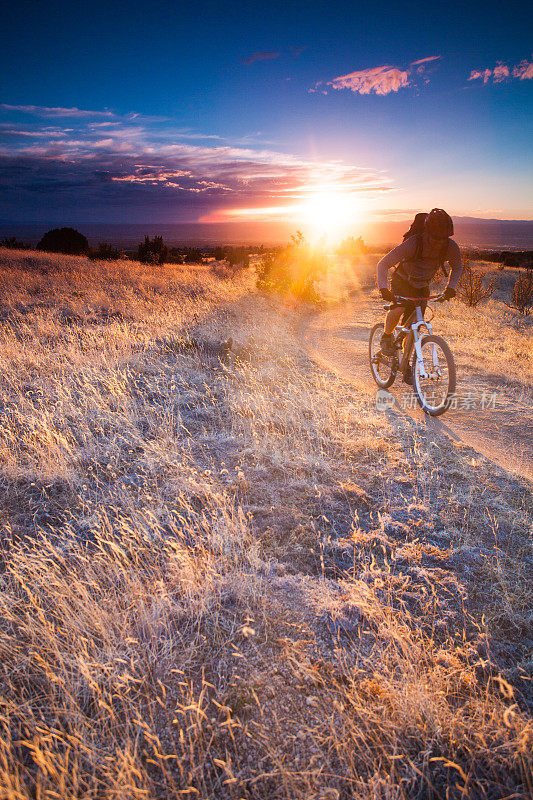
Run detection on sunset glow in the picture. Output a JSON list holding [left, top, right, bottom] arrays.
[[206, 189, 367, 244], [298, 190, 365, 242], [1, 0, 531, 238]]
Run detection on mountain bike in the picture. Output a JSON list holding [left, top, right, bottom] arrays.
[[369, 294, 456, 416]]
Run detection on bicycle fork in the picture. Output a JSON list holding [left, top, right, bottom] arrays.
[[397, 306, 435, 378]]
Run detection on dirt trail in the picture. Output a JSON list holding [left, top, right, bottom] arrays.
[[301, 294, 533, 483]]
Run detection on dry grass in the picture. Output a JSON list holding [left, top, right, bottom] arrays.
[[437, 263, 533, 392], [0, 247, 531, 799]]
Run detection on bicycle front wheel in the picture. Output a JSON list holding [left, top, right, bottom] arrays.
[[413, 334, 456, 416], [369, 323, 397, 388]]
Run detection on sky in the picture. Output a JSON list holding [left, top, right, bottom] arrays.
[[1, 0, 532, 240]]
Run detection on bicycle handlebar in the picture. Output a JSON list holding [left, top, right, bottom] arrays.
[[393, 294, 443, 301], [383, 293, 446, 310]]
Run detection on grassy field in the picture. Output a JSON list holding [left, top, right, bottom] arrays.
[[0, 247, 531, 799]]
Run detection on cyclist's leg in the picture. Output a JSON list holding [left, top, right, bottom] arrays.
[[385, 271, 411, 334], [384, 305, 404, 334]]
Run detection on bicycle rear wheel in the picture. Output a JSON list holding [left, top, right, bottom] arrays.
[[413, 334, 456, 416], [369, 323, 397, 389]]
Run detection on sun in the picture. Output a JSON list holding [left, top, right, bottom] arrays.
[[298, 191, 363, 243]]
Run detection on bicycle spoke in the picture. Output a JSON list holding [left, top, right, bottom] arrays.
[[369, 324, 397, 388], [414, 339, 452, 412]]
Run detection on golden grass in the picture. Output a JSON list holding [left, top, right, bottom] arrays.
[[0, 247, 531, 799]]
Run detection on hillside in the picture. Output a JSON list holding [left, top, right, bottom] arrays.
[[0, 248, 531, 799]]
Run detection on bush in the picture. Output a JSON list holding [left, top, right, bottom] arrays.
[[506, 271, 533, 316], [0, 236, 29, 250], [214, 246, 250, 270], [336, 236, 368, 257], [181, 248, 202, 264], [502, 251, 533, 269], [88, 242, 124, 261], [166, 249, 185, 264], [37, 227, 89, 255], [256, 231, 325, 303], [456, 260, 495, 307], [136, 235, 168, 265]]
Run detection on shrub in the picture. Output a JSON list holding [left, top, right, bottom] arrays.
[[457, 260, 495, 307], [506, 270, 533, 316], [136, 235, 168, 265], [336, 235, 368, 257], [0, 236, 29, 250], [166, 248, 185, 264], [181, 248, 202, 264], [256, 231, 325, 303], [37, 227, 89, 255], [214, 246, 250, 270], [502, 251, 533, 269], [88, 242, 124, 261]]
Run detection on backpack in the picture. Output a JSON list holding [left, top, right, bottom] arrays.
[[401, 212, 449, 276]]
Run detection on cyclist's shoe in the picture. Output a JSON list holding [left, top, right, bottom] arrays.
[[380, 333, 396, 356], [402, 367, 414, 385]]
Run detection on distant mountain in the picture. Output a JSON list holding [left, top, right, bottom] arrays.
[[365, 216, 533, 250]]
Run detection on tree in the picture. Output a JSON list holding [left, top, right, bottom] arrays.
[[37, 227, 90, 255], [456, 260, 495, 307]]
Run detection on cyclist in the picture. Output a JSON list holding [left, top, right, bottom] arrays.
[[376, 209, 463, 384]]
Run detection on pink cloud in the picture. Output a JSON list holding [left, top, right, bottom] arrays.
[[469, 57, 533, 85], [469, 68, 493, 83], [244, 51, 280, 65], [411, 56, 441, 66], [493, 62, 510, 82], [327, 65, 411, 95], [513, 59, 533, 80], [315, 55, 440, 96]]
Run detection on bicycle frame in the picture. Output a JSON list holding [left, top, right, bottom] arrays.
[[387, 295, 442, 379]]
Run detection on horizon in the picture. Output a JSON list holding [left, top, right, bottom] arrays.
[[2, 216, 533, 251], [1, 0, 532, 242]]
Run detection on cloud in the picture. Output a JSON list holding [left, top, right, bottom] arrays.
[[513, 59, 533, 80], [0, 104, 114, 118], [410, 56, 441, 66], [313, 55, 440, 96], [469, 57, 533, 85], [0, 128, 67, 138], [493, 62, 510, 82], [326, 65, 411, 95], [468, 68, 493, 84], [243, 51, 280, 66], [0, 107, 395, 221]]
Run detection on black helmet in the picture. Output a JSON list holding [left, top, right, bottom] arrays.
[[425, 208, 454, 237]]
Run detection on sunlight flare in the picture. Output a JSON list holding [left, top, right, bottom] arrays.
[[209, 189, 367, 245], [298, 189, 365, 243]]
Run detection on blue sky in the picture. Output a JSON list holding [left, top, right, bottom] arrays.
[[1, 0, 532, 233]]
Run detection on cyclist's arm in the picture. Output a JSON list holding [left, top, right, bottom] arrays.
[[376, 238, 416, 289], [444, 240, 463, 290]]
